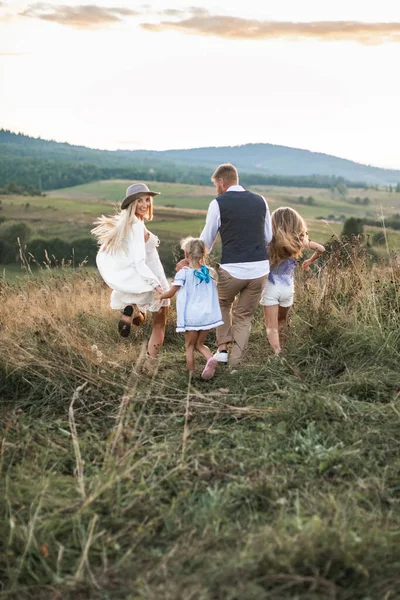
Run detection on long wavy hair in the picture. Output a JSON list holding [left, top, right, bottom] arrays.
[[91, 197, 153, 254], [269, 207, 309, 266]]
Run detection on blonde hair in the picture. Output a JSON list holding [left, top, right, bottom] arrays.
[[269, 207, 309, 266], [211, 163, 239, 186], [91, 195, 153, 254], [181, 237, 207, 267]]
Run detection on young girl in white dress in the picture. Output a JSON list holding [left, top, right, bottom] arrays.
[[92, 183, 170, 359], [261, 207, 325, 354], [159, 237, 223, 380]]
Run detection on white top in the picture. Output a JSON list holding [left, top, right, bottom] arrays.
[[173, 267, 223, 332], [200, 184, 272, 280], [96, 220, 170, 312]]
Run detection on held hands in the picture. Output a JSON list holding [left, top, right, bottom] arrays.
[[154, 285, 164, 300]]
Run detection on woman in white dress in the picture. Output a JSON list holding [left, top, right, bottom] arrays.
[[92, 183, 170, 358]]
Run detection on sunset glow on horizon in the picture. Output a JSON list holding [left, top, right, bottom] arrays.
[[1, 0, 400, 169]]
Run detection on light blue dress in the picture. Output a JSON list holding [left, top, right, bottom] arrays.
[[173, 267, 224, 333]]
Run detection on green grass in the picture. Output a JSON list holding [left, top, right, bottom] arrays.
[[0, 263, 96, 283], [0, 180, 399, 279], [0, 243, 399, 599], [47, 180, 215, 210], [151, 218, 206, 234], [45, 179, 400, 219], [1, 188, 400, 249], [0, 263, 24, 282], [1, 181, 400, 248]]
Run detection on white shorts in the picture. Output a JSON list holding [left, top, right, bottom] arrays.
[[260, 279, 294, 308]]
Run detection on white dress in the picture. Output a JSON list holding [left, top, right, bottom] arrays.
[[139, 231, 170, 312], [173, 267, 223, 332], [96, 219, 170, 312]]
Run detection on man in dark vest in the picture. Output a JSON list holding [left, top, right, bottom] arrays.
[[200, 163, 272, 368]]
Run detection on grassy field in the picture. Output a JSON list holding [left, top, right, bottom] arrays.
[[45, 179, 400, 219], [0, 179, 398, 289], [0, 180, 399, 280], [0, 241, 399, 599]]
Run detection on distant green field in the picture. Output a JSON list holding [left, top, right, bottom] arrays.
[[0, 263, 96, 283], [152, 219, 345, 246], [1, 263, 25, 281], [47, 180, 214, 211], [46, 179, 400, 218], [1, 180, 399, 258]]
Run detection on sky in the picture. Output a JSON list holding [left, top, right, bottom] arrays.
[[1, 0, 400, 169]]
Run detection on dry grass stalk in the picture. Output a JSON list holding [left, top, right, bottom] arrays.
[[73, 514, 100, 587], [181, 372, 192, 460], [69, 382, 88, 500], [10, 481, 49, 590]]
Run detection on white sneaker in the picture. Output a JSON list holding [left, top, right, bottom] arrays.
[[214, 350, 228, 363]]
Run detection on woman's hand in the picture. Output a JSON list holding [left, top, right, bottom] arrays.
[[302, 259, 312, 272]]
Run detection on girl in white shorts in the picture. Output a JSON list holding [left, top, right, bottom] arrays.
[[260, 207, 325, 354]]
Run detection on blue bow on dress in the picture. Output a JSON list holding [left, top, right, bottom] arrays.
[[194, 265, 211, 284]]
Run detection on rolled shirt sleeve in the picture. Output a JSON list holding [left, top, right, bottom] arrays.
[[263, 197, 272, 244], [200, 199, 220, 252]]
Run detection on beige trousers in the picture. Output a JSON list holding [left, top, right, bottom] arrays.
[[216, 266, 267, 367]]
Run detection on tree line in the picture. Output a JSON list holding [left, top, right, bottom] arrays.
[[0, 129, 369, 192], [341, 215, 400, 248], [0, 221, 180, 275], [0, 222, 98, 267], [0, 155, 368, 194]]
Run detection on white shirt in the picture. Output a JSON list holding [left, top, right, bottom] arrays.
[[200, 185, 272, 280], [96, 219, 161, 293]]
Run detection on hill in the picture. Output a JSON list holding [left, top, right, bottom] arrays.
[[2, 130, 400, 192], [154, 143, 400, 184]]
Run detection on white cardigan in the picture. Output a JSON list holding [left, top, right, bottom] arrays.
[[96, 219, 160, 295]]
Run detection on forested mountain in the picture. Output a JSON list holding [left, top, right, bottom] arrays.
[[154, 144, 400, 184], [1, 129, 399, 193]]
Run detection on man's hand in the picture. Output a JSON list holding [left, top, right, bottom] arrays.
[[176, 258, 189, 272]]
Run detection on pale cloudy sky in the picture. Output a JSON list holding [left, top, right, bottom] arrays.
[[1, 0, 399, 169]]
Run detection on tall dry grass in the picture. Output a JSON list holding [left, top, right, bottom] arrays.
[[0, 239, 399, 599]]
